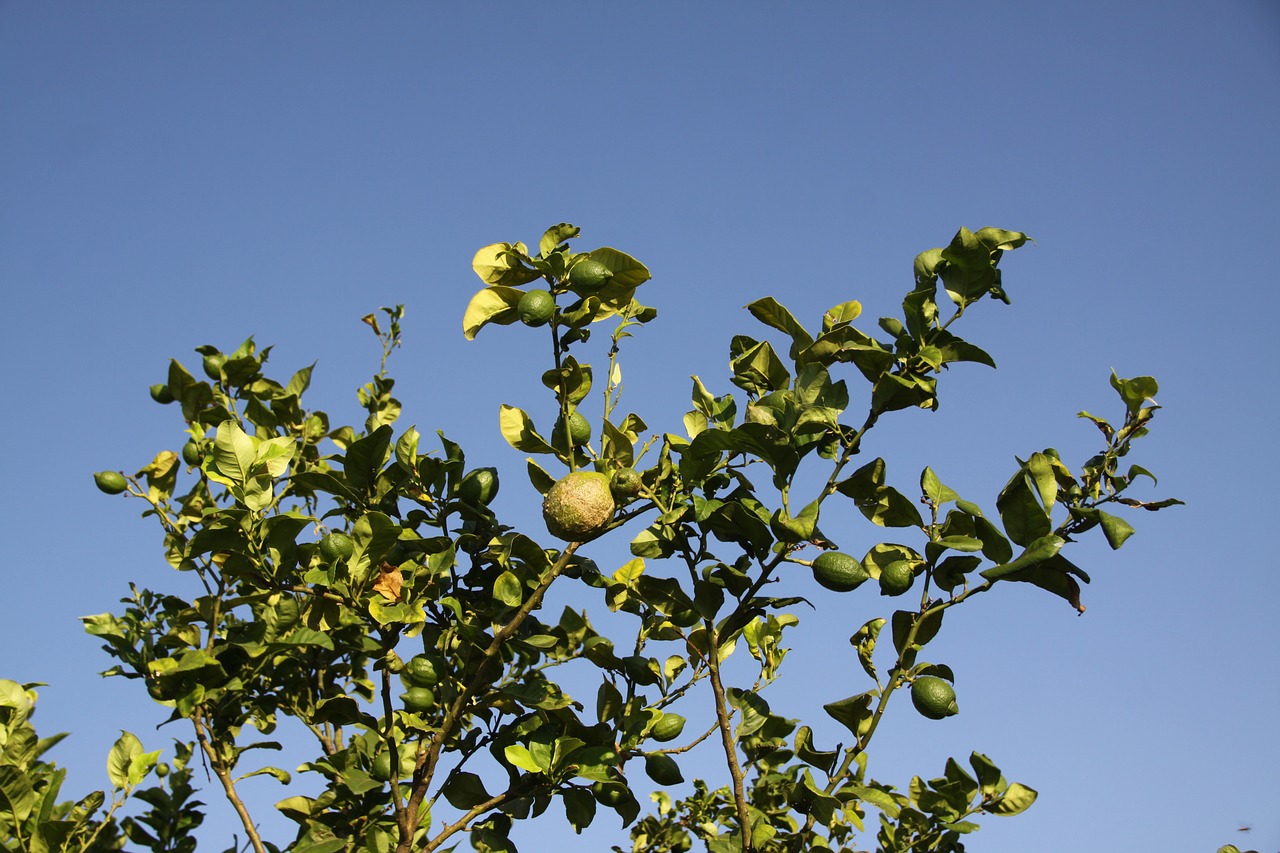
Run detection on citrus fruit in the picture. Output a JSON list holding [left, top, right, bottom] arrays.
[[554, 412, 592, 447], [591, 781, 628, 807], [811, 551, 869, 592], [568, 258, 613, 292], [202, 353, 227, 380], [318, 532, 354, 563], [149, 384, 175, 404], [644, 753, 684, 786], [911, 676, 959, 720], [610, 467, 643, 500], [459, 467, 500, 505], [517, 289, 556, 327], [542, 471, 615, 541], [372, 748, 414, 782], [371, 750, 395, 781], [401, 686, 436, 713], [181, 439, 202, 467], [94, 471, 127, 495], [403, 654, 440, 687], [878, 559, 915, 597], [650, 713, 686, 743]]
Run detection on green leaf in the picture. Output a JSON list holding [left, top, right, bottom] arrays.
[[939, 227, 997, 307], [539, 223, 580, 258], [106, 731, 143, 790], [209, 420, 256, 487], [850, 617, 886, 683], [462, 285, 525, 340], [795, 726, 839, 775], [746, 297, 814, 359], [770, 499, 820, 543], [441, 771, 491, 810], [1026, 452, 1058, 515], [1110, 371, 1159, 415], [472, 242, 540, 288], [822, 300, 863, 331], [997, 469, 1052, 547], [837, 460, 924, 528], [823, 692, 875, 738], [498, 405, 555, 455], [986, 781, 1038, 816], [344, 425, 394, 494], [493, 571, 523, 608], [585, 246, 651, 290], [1098, 510, 1136, 549], [236, 766, 291, 785], [561, 787, 596, 833], [730, 340, 791, 396], [921, 467, 959, 505], [394, 426, 421, 471], [503, 744, 546, 775], [980, 535, 1065, 581]]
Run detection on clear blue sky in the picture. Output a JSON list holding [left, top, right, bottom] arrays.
[[2, 3, 1277, 851]]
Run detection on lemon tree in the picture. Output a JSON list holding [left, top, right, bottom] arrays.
[[58, 222, 1185, 853]]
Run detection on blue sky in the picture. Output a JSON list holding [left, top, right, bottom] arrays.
[[2, 2, 1277, 850]]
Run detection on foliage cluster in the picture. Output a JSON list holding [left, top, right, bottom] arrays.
[[7, 223, 1184, 853]]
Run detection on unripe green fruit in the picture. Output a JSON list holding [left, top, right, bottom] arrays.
[[568, 258, 613, 292], [149, 384, 175, 404], [202, 353, 227, 380], [459, 467, 500, 505], [878, 559, 915, 597], [610, 467, 643, 500], [154, 763, 170, 778], [517, 289, 556, 327], [644, 753, 684, 786], [811, 551, 869, 592], [181, 439, 202, 467], [650, 713, 686, 743], [372, 748, 415, 782], [554, 412, 592, 447], [318, 532, 354, 563], [403, 654, 441, 687], [591, 781, 629, 807], [543, 472, 615, 541], [911, 676, 959, 720], [401, 686, 436, 713], [94, 471, 127, 495]]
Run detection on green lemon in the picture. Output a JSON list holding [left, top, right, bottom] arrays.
[[181, 439, 202, 467], [403, 654, 441, 687], [568, 258, 613, 292], [879, 559, 915, 597], [401, 686, 436, 713], [517, 289, 556, 327], [554, 412, 592, 447], [318, 532, 354, 563], [149, 383, 175, 404], [591, 781, 628, 807], [94, 471, 127, 495], [644, 753, 684, 786], [459, 467, 500, 506], [911, 676, 959, 720], [610, 467, 643, 500], [650, 713, 687, 743], [202, 353, 227, 380], [811, 551, 869, 592], [543, 471, 615, 541]]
